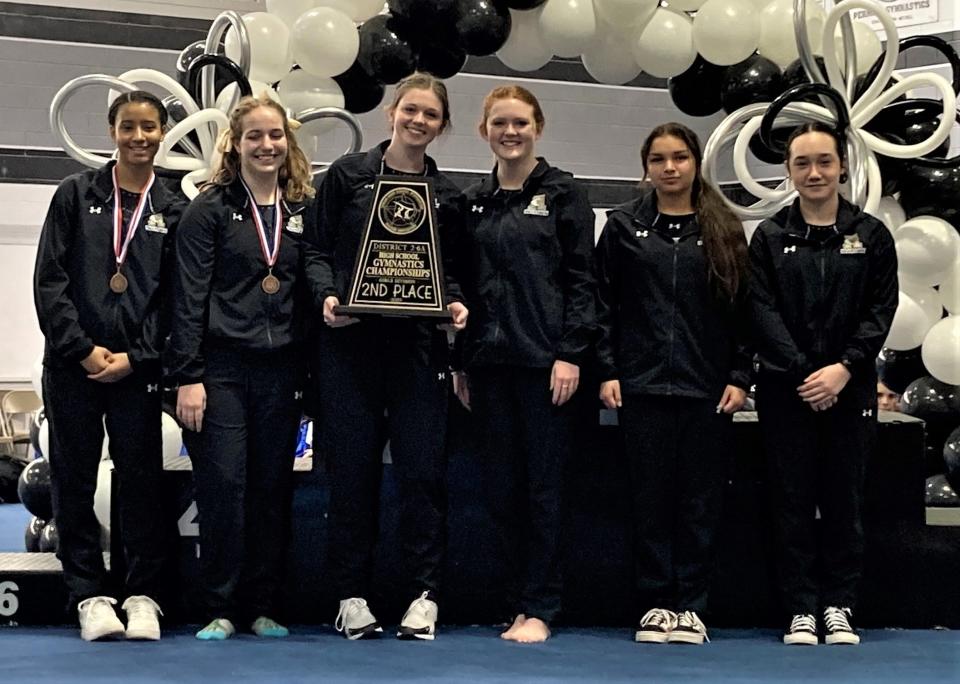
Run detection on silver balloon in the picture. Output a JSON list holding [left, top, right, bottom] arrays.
[[202, 11, 251, 112], [294, 106, 364, 176], [49, 74, 137, 168]]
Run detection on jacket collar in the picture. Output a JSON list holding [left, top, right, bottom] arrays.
[[89, 160, 180, 214], [776, 196, 865, 239], [612, 188, 701, 238], [475, 157, 551, 198], [361, 140, 440, 177], [222, 174, 306, 215]]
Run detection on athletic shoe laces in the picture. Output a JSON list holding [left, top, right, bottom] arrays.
[[640, 608, 675, 628], [824, 606, 854, 633], [336, 598, 372, 632], [123, 596, 162, 620], [676, 611, 709, 641], [789, 614, 817, 633]]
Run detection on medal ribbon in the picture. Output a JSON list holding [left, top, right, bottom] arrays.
[[112, 165, 155, 269], [239, 177, 283, 269]]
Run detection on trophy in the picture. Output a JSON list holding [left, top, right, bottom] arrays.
[[335, 175, 449, 318]]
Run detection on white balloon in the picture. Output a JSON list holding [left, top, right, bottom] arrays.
[[266, 0, 317, 28], [539, 0, 597, 59], [895, 215, 960, 286], [594, 0, 659, 30], [582, 23, 641, 85], [162, 412, 184, 466], [692, 0, 761, 67], [758, 0, 825, 68], [278, 71, 345, 135], [909, 285, 945, 325], [834, 19, 882, 76], [867, 195, 906, 233], [216, 80, 280, 112], [317, 0, 383, 22], [921, 316, 960, 385], [93, 459, 113, 548], [38, 417, 49, 461], [225, 12, 293, 84], [31, 354, 43, 401], [497, 7, 552, 72], [668, 0, 707, 10], [939, 257, 960, 315], [632, 8, 696, 79], [293, 7, 359, 78], [886, 291, 937, 350]]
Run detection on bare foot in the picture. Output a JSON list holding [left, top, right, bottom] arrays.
[[510, 617, 551, 643], [500, 614, 526, 640]]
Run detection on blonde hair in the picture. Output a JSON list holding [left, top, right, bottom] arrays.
[[210, 95, 315, 202]]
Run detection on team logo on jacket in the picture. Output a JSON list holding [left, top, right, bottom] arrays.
[[840, 234, 866, 255], [378, 187, 426, 236], [783, 245, 797, 254], [285, 214, 304, 234], [635, 230, 649, 238], [145, 213, 167, 233], [523, 194, 549, 217], [89, 206, 102, 215]]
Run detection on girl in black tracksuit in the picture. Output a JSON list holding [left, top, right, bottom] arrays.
[[167, 95, 316, 640], [749, 123, 897, 646], [596, 123, 750, 646], [34, 91, 183, 640], [454, 85, 596, 643], [306, 73, 467, 641]]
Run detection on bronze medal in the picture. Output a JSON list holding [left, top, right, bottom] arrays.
[[261, 273, 280, 294], [109, 271, 128, 294]]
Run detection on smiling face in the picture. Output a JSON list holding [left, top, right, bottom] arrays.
[[786, 131, 844, 204], [238, 105, 288, 183], [388, 87, 445, 152], [482, 97, 540, 165], [644, 134, 696, 200], [109, 101, 164, 169]]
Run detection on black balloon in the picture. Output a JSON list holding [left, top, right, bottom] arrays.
[[418, 42, 467, 79], [186, 53, 251, 105], [898, 161, 960, 228], [456, 0, 512, 57], [176, 41, 233, 97], [759, 82, 849, 160], [24, 516, 46, 553], [721, 55, 784, 115], [333, 60, 386, 114], [358, 14, 418, 85], [505, 0, 547, 8], [925, 474, 959, 507], [781, 56, 826, 93], [39, 518, 59, 553], [901, 376, 960, 419], [668, 56, 725, 117], [17, 457, 52, 520], [877, 347, 927, 395], [389, 0, 458, 29], [749, 128, 791, 164], [944, 425, 960, 493]]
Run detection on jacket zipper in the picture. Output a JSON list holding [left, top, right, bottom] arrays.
[[668, 239, 679, 395]]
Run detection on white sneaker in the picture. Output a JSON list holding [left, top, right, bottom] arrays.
[[122, 595, 162, 640], [78, 596, 125, 642], [667, 610, 709, 644], [783, 613, 818, 645], [635, 608, 677, 643], [335, 597, 383, 640], [397, 591, 438, 640], [823, 606, 860, 645]]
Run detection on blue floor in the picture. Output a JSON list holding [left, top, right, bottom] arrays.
[[0, 627, 955, 683], [0, 503, 31, 551]]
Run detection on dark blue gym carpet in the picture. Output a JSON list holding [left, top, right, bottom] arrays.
[[0, 626, 957, 683]]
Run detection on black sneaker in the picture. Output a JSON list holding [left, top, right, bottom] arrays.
[[823, 606, 860, 645], [667, 610, 709, 644], [634, 608, 677, 643], [783, 614, 818, 645]]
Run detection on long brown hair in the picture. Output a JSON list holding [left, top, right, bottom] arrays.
[[210, 95, 315, 202], [641, 123, 746, 302]]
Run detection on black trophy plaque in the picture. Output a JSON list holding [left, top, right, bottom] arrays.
[[335, 176, 449, 318]]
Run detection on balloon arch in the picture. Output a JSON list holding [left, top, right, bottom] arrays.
[[48, 0, 960, 389]]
